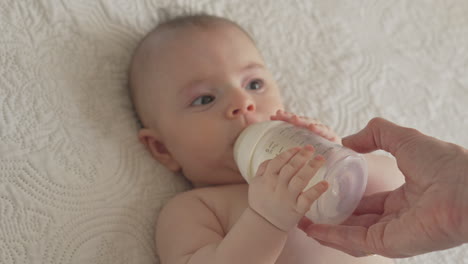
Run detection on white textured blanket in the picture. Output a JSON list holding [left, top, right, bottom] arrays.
[[0, 0, 467, 263]]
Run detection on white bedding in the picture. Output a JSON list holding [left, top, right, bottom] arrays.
[[1, 0, 467, 263]]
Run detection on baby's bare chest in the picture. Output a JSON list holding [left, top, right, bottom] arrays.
[[198, 185, 326, 264], [194, 185, 390, 264]]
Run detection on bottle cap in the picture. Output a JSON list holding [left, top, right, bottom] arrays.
[[306, 153, 368, 224]]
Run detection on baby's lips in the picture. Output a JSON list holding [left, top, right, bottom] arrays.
[[232, 115, 268, 146]]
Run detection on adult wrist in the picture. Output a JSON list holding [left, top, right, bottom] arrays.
[[459, 147, 468, 242]]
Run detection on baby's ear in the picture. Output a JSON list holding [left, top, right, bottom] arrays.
[[138, 128, 181, 172]]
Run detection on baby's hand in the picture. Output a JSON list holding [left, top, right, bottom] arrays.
[[271, 110, 341, 144], [248, 146, 328, 232]]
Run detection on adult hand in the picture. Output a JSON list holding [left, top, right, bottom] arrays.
[[298, 117, 468, 258]]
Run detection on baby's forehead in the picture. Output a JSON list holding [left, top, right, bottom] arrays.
[[138, 22, 254, 80], [137, 25, 212, 73]]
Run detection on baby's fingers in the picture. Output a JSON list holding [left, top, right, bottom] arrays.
[[296, 181, 328, 214], [289, 155, 325, 195], [255, 159, 271, 177], [271, 110, 309, 127], [271, 109, 293, 119], [307, 123, 341, 143]]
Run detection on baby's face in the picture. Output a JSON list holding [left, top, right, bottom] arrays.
[[140, 23, 284, 185]]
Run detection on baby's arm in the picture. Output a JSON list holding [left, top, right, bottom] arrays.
[[156, 192, 288, 264], [156, 147, 328, 264]]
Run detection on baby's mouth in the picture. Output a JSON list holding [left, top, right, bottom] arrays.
[[231, 115, 269, 148], [232, 115, 270, 147]]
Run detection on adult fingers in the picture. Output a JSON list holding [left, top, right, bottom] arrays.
[[297, 216, 313, 231], [313, 238, 371, 257], [341, 214, 381, 228], [304, 223, 377, 255], [342, 117, 421, 155], [298, 218, 375, 257]]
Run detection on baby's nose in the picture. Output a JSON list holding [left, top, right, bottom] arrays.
[[230, 104, 255, 116], [226, 95, 256, 119]]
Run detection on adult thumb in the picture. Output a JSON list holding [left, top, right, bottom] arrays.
[[342, 117, 419, 155]]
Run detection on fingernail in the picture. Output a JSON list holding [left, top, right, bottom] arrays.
[[322, 181, 329, 188], [290, 146, 301, 152], [304, 145, 314, 151], [317, 181, 328, 191], [314, 155, 325, 161]]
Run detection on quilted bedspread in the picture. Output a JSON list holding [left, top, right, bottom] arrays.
[[1, 0, 467, 263]]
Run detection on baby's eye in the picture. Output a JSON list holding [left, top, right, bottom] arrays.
[[246, 79, 264, 90], [191, 95, 215, 106]]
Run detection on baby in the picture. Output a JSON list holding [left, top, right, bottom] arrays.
[[128, 14, 403, 264]]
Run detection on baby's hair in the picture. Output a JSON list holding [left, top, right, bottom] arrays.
[[128, 13, 254, 129], [153, 13, 255, 43]]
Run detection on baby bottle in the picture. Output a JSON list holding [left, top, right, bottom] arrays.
[[234, 120, 368, 225]]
